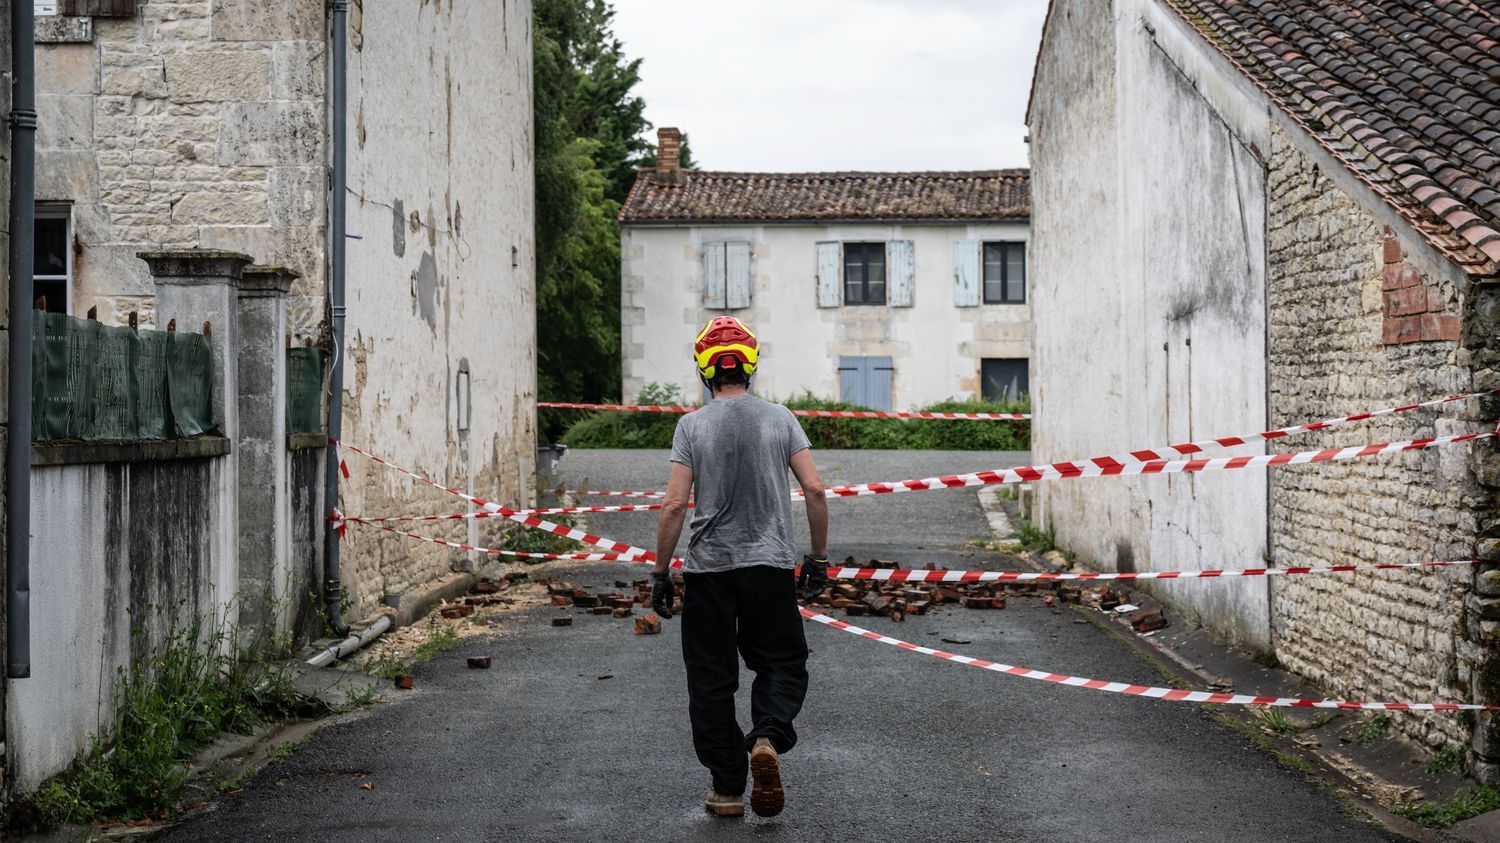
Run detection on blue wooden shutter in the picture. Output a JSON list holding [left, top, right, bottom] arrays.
[[888, 240, 915, 307], [703, 241, 727, 309], [838, 357, 863, 405], [725, 241, 752, 309], [954, 239, 980, 307], [816, 241, 841, 307]]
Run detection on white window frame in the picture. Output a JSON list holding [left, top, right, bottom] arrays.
[[35, 204, 73, 315]]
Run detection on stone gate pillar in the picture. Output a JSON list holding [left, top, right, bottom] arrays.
[[236, 265, 297, 644]]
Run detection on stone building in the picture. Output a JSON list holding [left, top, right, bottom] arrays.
[[31, 2, 536, 620], [619, 129, 1031, 410], [1028, 0, 1500, 768]]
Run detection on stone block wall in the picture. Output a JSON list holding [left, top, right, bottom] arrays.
[[1265, 125, 1484, 751], [34, 0, 327, 332]]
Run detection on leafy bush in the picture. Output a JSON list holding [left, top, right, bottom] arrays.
[[559, 384, 1031, 450]]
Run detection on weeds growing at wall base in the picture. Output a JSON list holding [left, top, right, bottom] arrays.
[[1395, 785, 1500, 828], [22, 607, 326, 828]]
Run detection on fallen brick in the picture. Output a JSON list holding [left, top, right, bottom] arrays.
[[610, 597, 635, 610], [889, 609, 905, 623], [612, 606, 633, 618], [1129, 609, 1168, 633], [550, 595, 571, 606], [1044, 596, 1056, 608], [394, 675, 414, 689], [845, 604, 869, 616], [572, 594, 600, 608], [863, 594, 893, 615], [635, 613, 662, 635], [964, 597, 993, 610], [474, 580, 500, 594], [467, 656, 492, 669], [590, 606, 613, 615], [552, 617, 573, 627]]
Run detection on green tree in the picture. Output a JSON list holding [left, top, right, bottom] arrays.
[[533, 0, 652, 422]]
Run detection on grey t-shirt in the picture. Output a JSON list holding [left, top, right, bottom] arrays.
[[669, 395, 812, 573]]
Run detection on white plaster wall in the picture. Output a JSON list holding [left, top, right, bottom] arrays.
[[622, 222, 1030, 409], [1031, 0, 1272, 650], [11, 459, 236, 791], [338, 0, 536, 615]]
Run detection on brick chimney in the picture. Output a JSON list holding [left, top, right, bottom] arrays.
[[656, 127, 682, 183]]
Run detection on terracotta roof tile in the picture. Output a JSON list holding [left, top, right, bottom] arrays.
[[1162, 0, 1500, 276], [618, 170, 1030, 224]]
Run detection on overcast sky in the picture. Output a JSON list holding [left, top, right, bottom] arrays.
[[610, 0, 1049, 172]]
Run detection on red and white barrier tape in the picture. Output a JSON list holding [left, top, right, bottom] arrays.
[[802, 609, 1493, 711], [1109, 387, 1500, 462], [347, 508, 1478, 584], [354, 502, 668, 523], [829, 559, 1477, 582], [335, 442, 660, 561], [813, 430, 1494, 498], [339, 515, 685, 566], [537, 402, 1030, 421], [546, 489, 668, 499]]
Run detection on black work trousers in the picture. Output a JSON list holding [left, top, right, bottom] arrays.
[[681, 565, 810, 796]]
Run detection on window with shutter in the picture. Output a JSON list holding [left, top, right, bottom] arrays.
[[953, 240, 980, 307], [888, 240, 914, 307], [815, 241, 841, 307], [725, 241, 752, 309], [982, 242, 1026, 304], [703, 241, 751, 310], [843, 243, 886, 305], [60, 0, 136, 15]]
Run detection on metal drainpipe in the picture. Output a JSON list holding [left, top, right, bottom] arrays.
[[7, 0, 37, 680], [322, 0, 351, 637]]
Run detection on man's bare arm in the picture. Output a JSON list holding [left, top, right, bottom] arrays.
[[790, 449, 827, 557], [654, 462, 695, 574]]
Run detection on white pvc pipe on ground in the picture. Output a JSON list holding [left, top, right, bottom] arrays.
[[305, 615, 392, 668]]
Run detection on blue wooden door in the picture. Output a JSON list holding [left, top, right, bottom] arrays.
[[838, 356, 894, 411]]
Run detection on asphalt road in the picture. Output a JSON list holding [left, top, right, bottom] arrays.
[[168, 449, 1401, 842]]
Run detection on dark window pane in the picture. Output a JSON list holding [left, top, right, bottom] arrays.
[[35, 216, 68, 277], [35, 279, 67, 313], [845, 279, 863, 304], [985, 280, 1004, 302], [981, 358, 1028, 401]]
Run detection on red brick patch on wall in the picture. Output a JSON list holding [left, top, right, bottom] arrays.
[[1382, 228, 1459, 345]]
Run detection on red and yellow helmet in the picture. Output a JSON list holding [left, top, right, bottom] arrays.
[[694, 316, 759, 382]]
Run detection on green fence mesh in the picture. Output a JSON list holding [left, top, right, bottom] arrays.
[[286, 347, 327, 435], [31, 311, 216, 442]]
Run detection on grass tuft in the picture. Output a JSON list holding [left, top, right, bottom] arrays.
[[1394, 786, 1500, 828]]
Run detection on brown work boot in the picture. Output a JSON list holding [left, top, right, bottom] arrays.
[[704, 788, 744, 817], [748, 737, 785, 817]]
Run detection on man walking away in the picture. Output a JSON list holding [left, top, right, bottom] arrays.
[[652, 316, 830, 819]]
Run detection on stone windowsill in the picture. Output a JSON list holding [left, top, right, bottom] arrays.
[[287, 432, 328, 451], [32, 436, 231, 467]]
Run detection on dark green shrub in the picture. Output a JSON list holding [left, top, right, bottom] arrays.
[[559, 384, 1031, 450]]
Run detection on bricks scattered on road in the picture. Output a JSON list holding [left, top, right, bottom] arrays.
[[467, 656, 492, 669], [635, 613, 662, 635], [394, 675, 414, 689], [611, 606, 633, 618], [1130, 609, 1168, 633]]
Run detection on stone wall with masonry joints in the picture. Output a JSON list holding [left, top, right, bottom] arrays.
[[36, 0, 327, 333], [1264, 124, 1481, 752]]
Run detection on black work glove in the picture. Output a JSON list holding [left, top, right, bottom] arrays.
[[798, 555, 830, 603], [651, 570, 676, 619]]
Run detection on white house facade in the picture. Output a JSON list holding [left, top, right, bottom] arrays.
[[620, 130, 1031, 411]]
